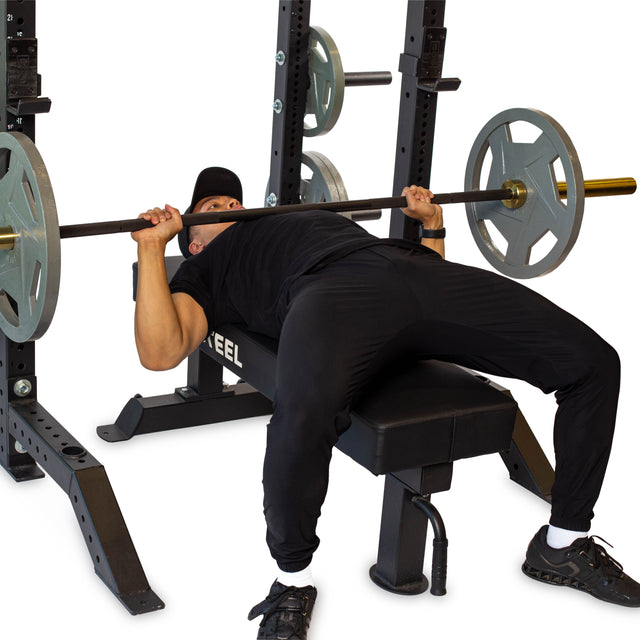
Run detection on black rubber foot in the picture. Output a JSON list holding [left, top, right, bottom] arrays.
[[369, 565, 429, 595]]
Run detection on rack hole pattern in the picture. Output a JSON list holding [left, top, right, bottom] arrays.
[[10, 416, 87, 466], [287, 0, 307, 194]]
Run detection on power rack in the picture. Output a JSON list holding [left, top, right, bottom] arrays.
[[0, 0, 555, 611], [0, 0, 163, 615]]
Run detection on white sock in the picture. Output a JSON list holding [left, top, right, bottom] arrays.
[[546, 524, 588, 549], [277, 565, 314, 588]]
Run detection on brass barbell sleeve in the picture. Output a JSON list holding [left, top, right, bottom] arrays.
[[559, 177, 637, 199], [0, 226, 17, 249], [503, 177, 637, 209]]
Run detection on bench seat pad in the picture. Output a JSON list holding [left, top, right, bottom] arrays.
[[203, 325, 517, 475]]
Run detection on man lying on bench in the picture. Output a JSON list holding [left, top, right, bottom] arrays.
[[132, 167, 640, 640]]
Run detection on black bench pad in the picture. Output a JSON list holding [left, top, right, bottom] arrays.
[[203, 325, 518, 476], [341, 360, 517, 475]]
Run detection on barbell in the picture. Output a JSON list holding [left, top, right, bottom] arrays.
[[0, 107, 635, 343]]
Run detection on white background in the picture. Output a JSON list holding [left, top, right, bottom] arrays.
[[1, 1, 639, 637]]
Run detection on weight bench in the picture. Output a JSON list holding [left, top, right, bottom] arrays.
[[197, 325, 518, 596], [102, 256, 555, 597]]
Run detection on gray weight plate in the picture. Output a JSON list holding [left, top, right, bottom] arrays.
[[0, 132, 60, 342], [465, 108, 584, 279], [304, 26, 345, 137], [300, 151, 351, 217]]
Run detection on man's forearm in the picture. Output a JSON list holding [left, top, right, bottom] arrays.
[[134, 241, 189, 370]]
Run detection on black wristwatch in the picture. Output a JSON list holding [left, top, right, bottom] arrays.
[[420, 227, 446, 239]]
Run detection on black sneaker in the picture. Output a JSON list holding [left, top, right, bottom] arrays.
[[522, 525, 640, 607], [248, 580, 317, 640]]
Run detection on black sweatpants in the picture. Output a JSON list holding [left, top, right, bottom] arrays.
[[262, 246, 620, 572]]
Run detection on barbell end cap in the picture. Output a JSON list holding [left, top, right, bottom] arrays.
[[501, 180, 527, 209]]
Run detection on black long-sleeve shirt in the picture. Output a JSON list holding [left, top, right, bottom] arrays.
[[169, 211, 433, 338]]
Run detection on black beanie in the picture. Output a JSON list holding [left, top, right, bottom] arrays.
[[177, 167, 243, 258]]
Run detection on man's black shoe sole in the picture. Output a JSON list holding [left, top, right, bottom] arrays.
[[522, 561, 589, 591], [522, 561, 640, 607]]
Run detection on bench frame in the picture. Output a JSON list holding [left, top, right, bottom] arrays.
[[100, 323, 554, 596]]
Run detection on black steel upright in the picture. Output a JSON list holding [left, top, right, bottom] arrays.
[[389, 1, 459, 241], [265, 0, 310, 207], [0, 0, 46, 478], [386, 1, 553, 501], [99, 1, 313, 442], [0, 0, 50, 139], [0, 0, 163, 615]]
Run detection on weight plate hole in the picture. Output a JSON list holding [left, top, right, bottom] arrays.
[[0, 290, 20, 327], [29, 261, 43, 310], [552, 157, 567, 200], [507, 120, 542, 144], [0, 148, 11, 173], [479, 147, 493, 190], [529, 232, 559, 267], [484, 220, 508, 258], [21, 172, 39, 223]]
